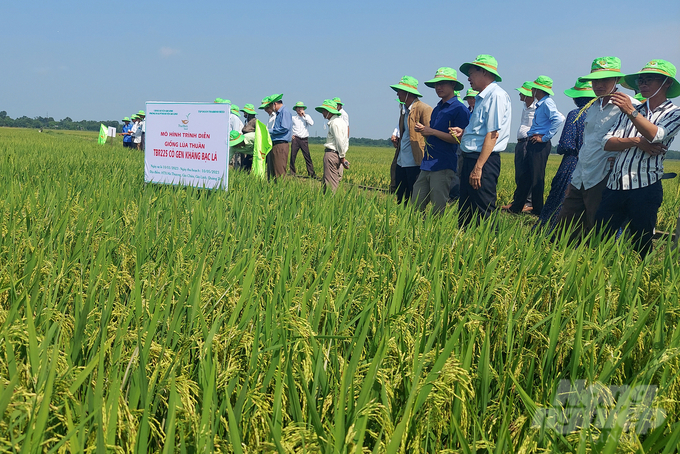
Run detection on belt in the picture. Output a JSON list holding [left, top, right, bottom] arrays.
[[517, 138, 528, 143], [324, 148, 338, 154], [272, 140, 288, 145]]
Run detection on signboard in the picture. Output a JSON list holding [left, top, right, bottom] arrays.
[[107, 126, 117, 138], [144, 102, 229, 190]]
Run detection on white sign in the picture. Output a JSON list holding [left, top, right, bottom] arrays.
[[144, 102, 229, 190], [107, 126, 116, 138]]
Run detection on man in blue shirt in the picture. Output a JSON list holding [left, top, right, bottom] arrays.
[[412, 67, 470, 215], [267, 94, 293, 179], [120, 117, 133, 148], [508, 75, 564, 216], [451, 55, 512, 227]]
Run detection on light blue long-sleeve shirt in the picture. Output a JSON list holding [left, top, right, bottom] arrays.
[[526, 96, 563, 142], [270, 104, 293, 142]]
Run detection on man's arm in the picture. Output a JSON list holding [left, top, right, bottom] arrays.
[[610, 92, 658, 141], [469, 131, 499, 190]]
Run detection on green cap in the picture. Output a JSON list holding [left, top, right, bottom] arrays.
[[579, 56, 627, 82], [269, 94, 283, 104], [241, 104, 257, 115], [564, 79, 596, 98], [623, 59, 680, 98], [137, 110, 145, 116], [390, 75, 423, 97], [123, 117, 130, 122], [258, 96, 272, 109], [230, 105, 240, 114], [229, 130, 245, 147], [528, 75, 555, 96], [464, 88, 479, 99], [460, 54, 502, 82], [424, 67, 464, 91], [332, 97, 343, 105], [293, 101, 307, 109], [515, 81, 533, 97], [315, 99, 341, 115]]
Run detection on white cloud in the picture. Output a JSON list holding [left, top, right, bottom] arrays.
[[160, 47, 180, 58]]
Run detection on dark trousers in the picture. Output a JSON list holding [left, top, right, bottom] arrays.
[[290, 137, 316, 177], [267, 141, 289, 180], [459, 152, 501, 228], [510, 140, 551, 215], [556, 178, 608, 242], [595, 181, 663, 258], [394, 165, 421, 204], [513, 140, 531, 204]]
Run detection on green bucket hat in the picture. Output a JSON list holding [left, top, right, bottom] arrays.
[[230, 105, 240, 114], [564, 79, 596, 98], [229, 130, 245, 147], [460, 54, 502, 82], [293, 101, 307, 109], [332, 97, 343, 105], [390, 75, 423, 97], [258, 96, 272, 109], [214, 97, 224, 103], [424, 67, 465, 91], [241, 104, 257, 115], [528, 75, 555, 96], [131, 114, 138, 120], [122, 117, 130, 122], [137, 110, 145, 117], [623, 59, 680, 98], [269, 94, 283, 104], [315, 99, 341, 115], [579, 56, 626, 82], [464, 88, 479, 99], [515, 81, 533, 97]]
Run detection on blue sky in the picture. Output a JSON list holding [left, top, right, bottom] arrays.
[[2, 0, 679, 140]]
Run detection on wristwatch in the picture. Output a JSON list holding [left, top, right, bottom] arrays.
[[628, 109, 639, 119]]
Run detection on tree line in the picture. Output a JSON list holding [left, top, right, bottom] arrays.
[[0, 111, 119, 131]]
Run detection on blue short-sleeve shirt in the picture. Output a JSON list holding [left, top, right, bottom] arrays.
[[420, 98, 470, 172]]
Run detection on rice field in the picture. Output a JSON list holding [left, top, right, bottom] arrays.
[[2, 127, 680, 453]]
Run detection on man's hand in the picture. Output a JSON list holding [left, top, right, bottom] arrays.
[[449, 127, 463, 139], [469, 164, 483, 190], [636, 137, 667, 156], [611, 92, 635, 115], [390, 135, 398, 148], [530, 134, 544, 143], [414, 122, 434, 136]]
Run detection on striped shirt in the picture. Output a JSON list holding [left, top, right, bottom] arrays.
[[605, 100, 680, 190]]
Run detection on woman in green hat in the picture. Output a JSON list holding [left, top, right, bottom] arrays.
[[595, 59, 680, 257], [537, 80, 596, 231]]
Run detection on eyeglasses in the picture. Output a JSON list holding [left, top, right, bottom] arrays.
[[637, 75, 665, 86]]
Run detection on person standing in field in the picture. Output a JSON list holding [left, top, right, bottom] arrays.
[[130, 114, 143, 151], [555, 57, 639, 240], [333, 97, 350, 138], [239, 104, 258, 171], [595, 59, 680, 258], [449, 55, 512, 227], [316, 99, 349, 192], [450, 88, 480, 200], [389, 76, 432, 204], [230, 105, 244, 132], [507, 76, 564, 216], [463, 89, 478, 112], [290, 101, 316, 178], [536, 79, 597, 230], [119, 117, 133, 148], [137, 111, 146, 151], [267, 94, 293, 179], [259, 96, 276, 132], [412, 67, 470, 215]]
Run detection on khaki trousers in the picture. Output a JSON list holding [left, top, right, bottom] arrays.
[[267, 142, 289, 180], [556, 178, 608, 241], [323, 149, 344, 192], [412, 169, 455, 215]]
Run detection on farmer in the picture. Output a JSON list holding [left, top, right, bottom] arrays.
[[315, 99, 349, 193], [463, 88, 478, 112], [507, 76, 564, 216], [119, 117, 133, 148], [412, 67, 470, 215], [450, 55, 512, 227], [290, 101, 316, 178], [333, 97, 350, 137], [556, 57, 639, 240], [267, 94, 293, 179], [389, 76, 432, 204], [595, 59, 680, 258]]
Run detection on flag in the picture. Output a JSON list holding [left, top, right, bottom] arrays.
[[98, 123, 107, 145], [252, 120, 272, 178]]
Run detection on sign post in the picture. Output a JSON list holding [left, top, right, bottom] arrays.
[[144, 102, 230, 190]]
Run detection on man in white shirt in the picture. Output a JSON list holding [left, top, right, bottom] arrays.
[[333, 97, 350, 137], [557, 57, 639, 241], [503, 82, 535, 211], [259, 96, 276, 132], [230, 105, 244, 132], [316, 99, 349, 192], [290, 101, 316, 177]]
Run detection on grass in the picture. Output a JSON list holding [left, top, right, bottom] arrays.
[[1, 128, 680, 453]]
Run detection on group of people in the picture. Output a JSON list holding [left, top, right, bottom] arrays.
[[388, 54, 680, 257], [119, 110, 146, 150], [222, 96, 350, 191]]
